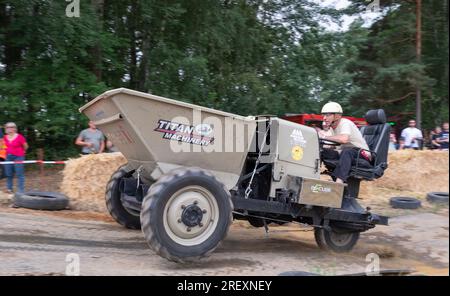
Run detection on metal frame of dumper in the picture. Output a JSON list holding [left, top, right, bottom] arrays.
[[80, 88, 388, 263]]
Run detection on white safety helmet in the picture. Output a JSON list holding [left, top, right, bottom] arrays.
[[321, 102, 343, 114]]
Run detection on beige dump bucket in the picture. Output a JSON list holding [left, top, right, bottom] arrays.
[[79, 88, 257, 189]]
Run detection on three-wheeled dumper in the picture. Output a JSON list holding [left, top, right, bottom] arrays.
[[80, 88, 389, 263]]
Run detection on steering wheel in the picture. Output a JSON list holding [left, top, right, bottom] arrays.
[[319, 138, 341, 147]]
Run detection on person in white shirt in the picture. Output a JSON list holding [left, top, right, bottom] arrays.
[[318, 102, 371, 184], [400, 119, 423, 150]]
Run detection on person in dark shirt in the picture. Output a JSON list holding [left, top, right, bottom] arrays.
[[431, 126, 442, 150], [436, 122, 449, 150]]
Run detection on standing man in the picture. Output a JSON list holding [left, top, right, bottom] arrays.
[[400, 119, 423, 150], [75, 121, 105, 154], [318, 102, 371, 184], [436, 122, 449, 151]]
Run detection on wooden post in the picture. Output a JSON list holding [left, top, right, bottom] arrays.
[[37, 148, 44, 191]]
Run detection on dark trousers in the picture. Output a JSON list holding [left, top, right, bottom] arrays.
[[322, 148, 359, 182], [5, 154, 25, 193]]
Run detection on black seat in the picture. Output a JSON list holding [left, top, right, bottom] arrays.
[[350, 109, 390, 180], [322, 109, 390, 181]]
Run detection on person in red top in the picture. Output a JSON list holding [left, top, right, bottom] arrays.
[[3, 122, 28, 194], [0, 128, 6, 180]]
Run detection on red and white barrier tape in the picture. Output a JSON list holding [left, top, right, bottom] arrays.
[[0, 160, 66, 165]]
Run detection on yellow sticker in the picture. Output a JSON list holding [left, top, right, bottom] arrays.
[[291, 145, 303, 161]]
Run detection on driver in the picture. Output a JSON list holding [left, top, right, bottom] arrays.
[[318, 102, 371, 184]]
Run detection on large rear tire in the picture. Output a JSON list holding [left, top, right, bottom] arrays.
[[105, 164, 141, 229], [140, 167, 233, 263], [314, 226, 360, 253]]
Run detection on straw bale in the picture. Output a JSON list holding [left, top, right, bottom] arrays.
[[60, 152, 127, 212], [369, 150, 449, 193], [60, 150, 448, 213]]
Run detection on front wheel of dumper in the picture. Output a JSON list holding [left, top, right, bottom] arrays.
[[314, 227, 360, 253], [140, 167, 233, 263]]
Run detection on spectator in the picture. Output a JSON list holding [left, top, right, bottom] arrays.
[[105, 139, 119, 153], [436, 122, 449, 151], [430, 126, 442, 150], [389, 131, 397, 151], [75, 121, 105, 154], [400, 119, 423, 150], [3, 122, 28, 194]]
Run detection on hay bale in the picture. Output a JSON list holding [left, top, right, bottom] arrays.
[[370, 150, 449, 193], [60, 152, 127, 212], [359, 150, 448, 202], [60, 150, 448, 213]]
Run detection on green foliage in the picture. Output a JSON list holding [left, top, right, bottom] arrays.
[[0, 0, 447, 159], [0, 0, 109, 159], [346, 0, 449, 128]]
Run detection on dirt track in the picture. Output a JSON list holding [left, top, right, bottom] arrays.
[[0, 204, 447, 276], [1, 150, 449, 276]]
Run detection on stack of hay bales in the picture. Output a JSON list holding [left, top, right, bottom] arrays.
[[60, 152, 127, 212], [362, 150, 449, 194], [60, 150, 448, 213]]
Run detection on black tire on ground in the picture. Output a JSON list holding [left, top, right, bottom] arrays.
[[389, 197, 421, 209], [426, 192, 449, 204], [25, 191, 69, 199], [13, 192, 69, 210], [314, 227, 360, 253], [140, 167, 233, 263], [105, 164, 141, 230]]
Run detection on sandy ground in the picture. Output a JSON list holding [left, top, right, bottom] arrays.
[[0, 150, 448, 275], [0, 193, 447, 276]]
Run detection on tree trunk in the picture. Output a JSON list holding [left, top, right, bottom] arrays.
[[2, 3, 22, 76], [91, 0, 105, 82], [415, 0, 422, 129], [128, 0, 139, 90]]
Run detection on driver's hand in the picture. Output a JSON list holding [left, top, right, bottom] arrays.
[[318, 130, 327, 138]]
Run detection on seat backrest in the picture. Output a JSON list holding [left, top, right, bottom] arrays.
[[360, 109, 390, 166]]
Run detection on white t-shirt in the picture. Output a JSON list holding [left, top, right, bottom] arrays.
[[401, 127, 423, 148], [331, 118, 370, 151]]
